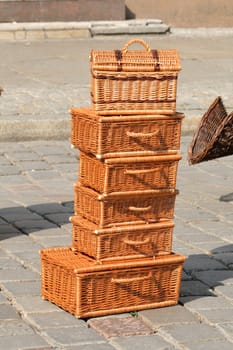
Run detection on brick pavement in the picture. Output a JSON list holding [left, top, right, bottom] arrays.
[[0, 136, 233, 349]]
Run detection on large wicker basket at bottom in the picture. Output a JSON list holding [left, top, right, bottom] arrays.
[[188, 96, 233, 164], [40, 246, 185, 318]]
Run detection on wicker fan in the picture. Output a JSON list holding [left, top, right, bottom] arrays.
[[188, 96, 233, 164]]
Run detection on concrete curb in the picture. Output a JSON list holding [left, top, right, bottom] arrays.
[[0, 19, 170, 41]]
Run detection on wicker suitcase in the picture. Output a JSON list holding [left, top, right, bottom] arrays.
[[40, 246, 185, 318], [79, 152, 181, 194], [90, 38, 181, 115], [70, 108, 184, 159], [74, 183, 178, 228], [71, 215, 174, 261]]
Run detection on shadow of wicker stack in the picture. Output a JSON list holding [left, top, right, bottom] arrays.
[[188, 96, 233, 165], [0, 86, 3, 95]]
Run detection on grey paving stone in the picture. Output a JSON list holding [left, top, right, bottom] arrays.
[[0, 319, 34, 336], [0, 304, 20, 320], [13, 219, 57, 233], [160, 323, 225, 344], [14, 296, 61, 313], [219, 323, 233, 338], [180, 280, 214, 297], [37, 235, 72, 247], [63, 343, 117, 350], [0, 165, 20, 175], [29, 227, 69, 237], [43, 155, 77, 164], [0, 209, 42, 222], [139, 304, 199, 327], [0, 174, 29, 185], [44, 212, 70, 225], [16, 160, 52, 171], [3, 280, 41, 296], [28, 202, 72, 215], [187, 340, 233, 350], [0, 268, 39, 282], [26, 169, 62, 181], [0, 238, 42, 253], [27, 311, 86, 329], [6, 151, 42, 162], [44, 325, 105, 345], [197, 308, 233, 324], [213, 252, 233, 267], [112, 334, 176, 350], [0, 257, 23, 269], [183, 254, 227, 272], [0, 292, 7, 303], [215, 284, 233, 299], [192, 270, 233, 287], [0, 334, 50, 350], [180, 295, 233, 310]]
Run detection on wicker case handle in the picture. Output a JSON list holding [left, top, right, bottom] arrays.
[[128, 205, 152, 212], [123, 237, 150, 246], [126, 130, 159, 138], [111, 273, 152, 284], [124, 167, 159, 175], [122, 38, 151, 53]]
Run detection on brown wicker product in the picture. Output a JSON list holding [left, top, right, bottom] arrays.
[[70, 108, 184, 158], [71, 215, 174, 261], [79, 152, 182, 194], [74, 183, 179, 228], [40, 246, 185, 318], [188, 96, 233, 164], [90, 38, 181, 115]]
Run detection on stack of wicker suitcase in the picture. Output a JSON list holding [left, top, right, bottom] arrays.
[[40, 39, 186, 318]]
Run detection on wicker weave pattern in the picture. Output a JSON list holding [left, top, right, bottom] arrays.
[[70, 108, 184, 158], [188, 96, 233, 164], [71, 216, 174, 260], [74, 183, 178, 228], [79, 152, 181, 194], [40, 246, 185, 318], [90, 39, 180, 115]]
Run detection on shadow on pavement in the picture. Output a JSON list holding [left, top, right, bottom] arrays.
[[180, 244, 233, 303], [0, 201, 74, 240]]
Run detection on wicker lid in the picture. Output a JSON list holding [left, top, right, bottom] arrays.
[[70, 215, 174, 235], [40, 246, 185, 273], [90, 38, 181, 72], [69, 107, 185, 122]]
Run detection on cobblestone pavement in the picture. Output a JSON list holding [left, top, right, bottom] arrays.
[[0, 136, 233, 349]]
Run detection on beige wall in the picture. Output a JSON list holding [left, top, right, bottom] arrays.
[[125, 0, 233, 27]]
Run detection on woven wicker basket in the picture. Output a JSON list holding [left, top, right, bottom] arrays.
[[90, 38, 181, 115], [70, 108, 184, 159], [188, 97, 233, 164], [79, 152, 181, 194], [74, 183, 178, 228], [40, 246, 185, 318], [71, 215, 174, 261]]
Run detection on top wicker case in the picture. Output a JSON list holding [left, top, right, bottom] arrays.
[[90, 38, 181, 115]]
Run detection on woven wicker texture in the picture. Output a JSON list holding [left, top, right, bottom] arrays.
[[188, 96, 233, 164], [70, 108, 184, 158], [79, 152, 181, 194], [74, 183, 178, 228], [71, 215, 174, 260], [40, 246, 185, 318], [90, 38, 181, 115]]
